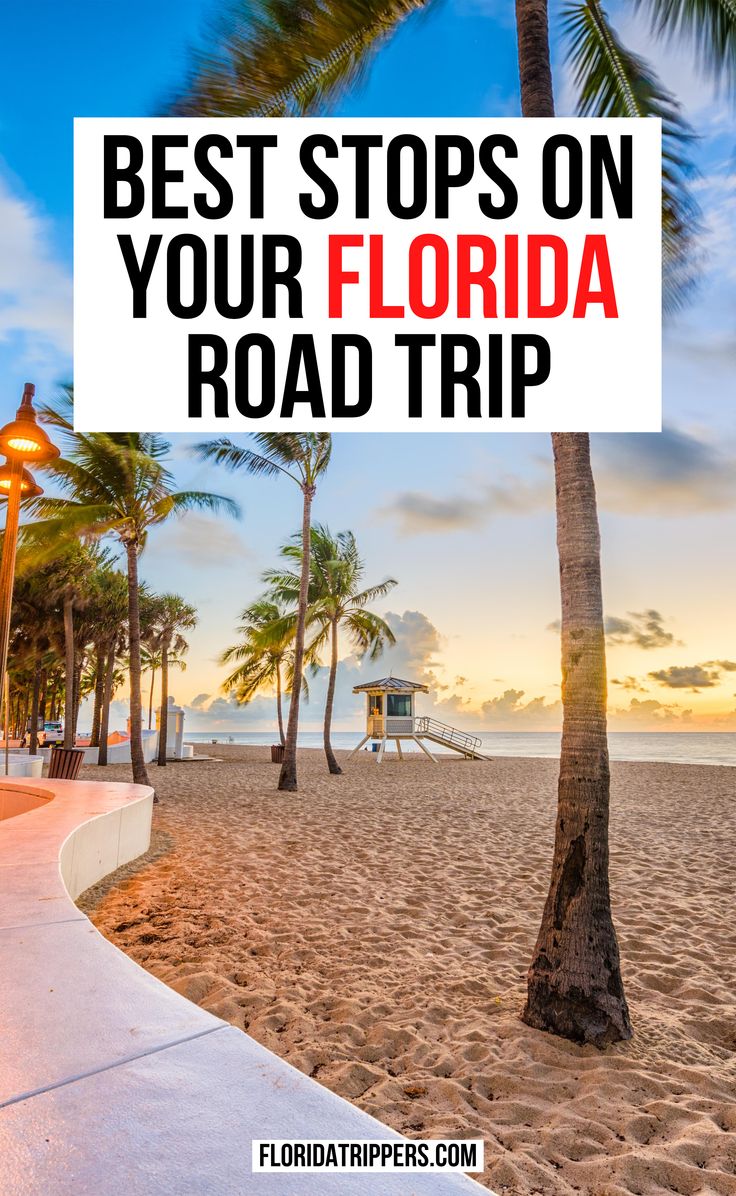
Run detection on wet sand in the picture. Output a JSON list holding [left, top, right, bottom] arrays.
[[78, 746, 736, 1194]]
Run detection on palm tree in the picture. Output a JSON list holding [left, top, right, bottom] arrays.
[[266, 525, 396, 774], [220, 595, 296, 747], [172, 0, 734, 1042], [89, 567, 130, 764], [152, 594, 197, 766], [140, 590, 166, 733], [141, 641, 188, 730], [9, 559, 58, 755], [44, 542, 97, 748], [195, 434, 332, 791], [31, 391, 239, 786]]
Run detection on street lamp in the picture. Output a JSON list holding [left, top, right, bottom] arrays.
[[0, 384, 59, 732]]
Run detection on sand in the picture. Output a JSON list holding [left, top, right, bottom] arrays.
[[78, 747, 736, 1195]]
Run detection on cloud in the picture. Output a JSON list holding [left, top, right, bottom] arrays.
[[648, 665, 720, 691], [609, 697, 692, 727], [479, 688, 561, 728], [691, 170, 736, 285], [359, 609, 444, 688], [594, 426, 736, 514], [608, 696, 736, 730], [548, 609, 680, 650], [605, 610, 681, 650], [170, 610, 447, 732], [381, 475, 551, 535], [384, 491, 486, 534], [611, 676, 648, 693], [178, 690, 277, 730], [152, 512, 247, 565], [0, 175, 72, 361]]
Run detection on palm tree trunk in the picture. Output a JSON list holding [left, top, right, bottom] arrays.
[[98, 642, 116, 767], [63, 595, 75, 748], [522, 435, 631, 1045], [323, 617, 342, 775], [278, 484, 314, 791], [90, 641, 105, 746], [29, 661, 42, 756], [515, 0, 555, 117], [125, 542, 151, 787], [515, 3, 630, 1046], [157, 640, 169, 767], [148, 665, 157, 730], [276, 662, 285, 747], [72, 656, 83, 739]]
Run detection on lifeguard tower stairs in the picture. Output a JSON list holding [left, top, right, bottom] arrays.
[[413, 716, 489, 761]]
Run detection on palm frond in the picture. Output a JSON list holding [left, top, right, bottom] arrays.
[[193, 438, 301, 483], [151, 490, 242, 522], [169, 0, 435, 117], [351, 578, 399, 607], [562, 0, 701, 308], [638, 0, 736, 95]]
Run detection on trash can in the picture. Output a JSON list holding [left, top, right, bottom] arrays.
[[270, 744, 285, 763], [48, 746, 86, 780], [371, 742, 380, 753]]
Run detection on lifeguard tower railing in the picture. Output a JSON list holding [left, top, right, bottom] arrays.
[[414, 716, 482, 755]]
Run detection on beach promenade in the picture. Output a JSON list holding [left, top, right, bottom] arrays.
[[79, 746, 736, 1195]]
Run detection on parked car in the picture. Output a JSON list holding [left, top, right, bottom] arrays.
[[41, 721, 64, 747]]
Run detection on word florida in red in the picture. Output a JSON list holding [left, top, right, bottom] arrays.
[[328, 234, 618, 321]]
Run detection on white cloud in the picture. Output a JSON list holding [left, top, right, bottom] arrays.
[[151, 511, 248, 565], [0, 175, 72, 363]]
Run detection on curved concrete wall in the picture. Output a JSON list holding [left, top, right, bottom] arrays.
[[0, 755, 45, 779], [0, 778, 485, 1194]]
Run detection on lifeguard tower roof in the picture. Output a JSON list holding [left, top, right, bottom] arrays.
[[352, 676, 429, 694]]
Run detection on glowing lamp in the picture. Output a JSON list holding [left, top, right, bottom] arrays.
[[0, 383, 60, 464], [0, 463, 43, 499]]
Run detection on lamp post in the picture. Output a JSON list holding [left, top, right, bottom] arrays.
[[0, 384, 59, 734]]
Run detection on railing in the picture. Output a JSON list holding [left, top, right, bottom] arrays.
[[415, 716, 482, 753]]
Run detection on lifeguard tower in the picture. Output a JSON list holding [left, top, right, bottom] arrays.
[[347, 676, 488, 763]]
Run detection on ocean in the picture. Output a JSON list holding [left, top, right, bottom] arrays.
[[184, 730, 736, 767]]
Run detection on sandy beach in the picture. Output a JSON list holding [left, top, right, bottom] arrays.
[[78, 747, 736, 1195]]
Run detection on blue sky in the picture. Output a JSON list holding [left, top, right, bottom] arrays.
[[1, 0, 734, 732]]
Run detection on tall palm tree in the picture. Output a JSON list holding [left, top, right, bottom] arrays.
[[141, 639, 189, 732], [266, 525, 397, 774], [140, 589, 166, 733], [44, 542, 97, 748], [173, 0, 733, 1042], [89, 567, 130, 764], [31, 391, 239, 786], [195, 433, 332, 791], [152, 594, 197, 767], [220, 595, 297, 747], [9, 558, 58, 755]]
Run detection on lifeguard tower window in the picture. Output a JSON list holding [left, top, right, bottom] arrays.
[[369, 695, 383, 715], [387, 694, 412, 718]]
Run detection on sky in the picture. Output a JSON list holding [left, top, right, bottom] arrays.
[[0, 0, 734, 733]]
